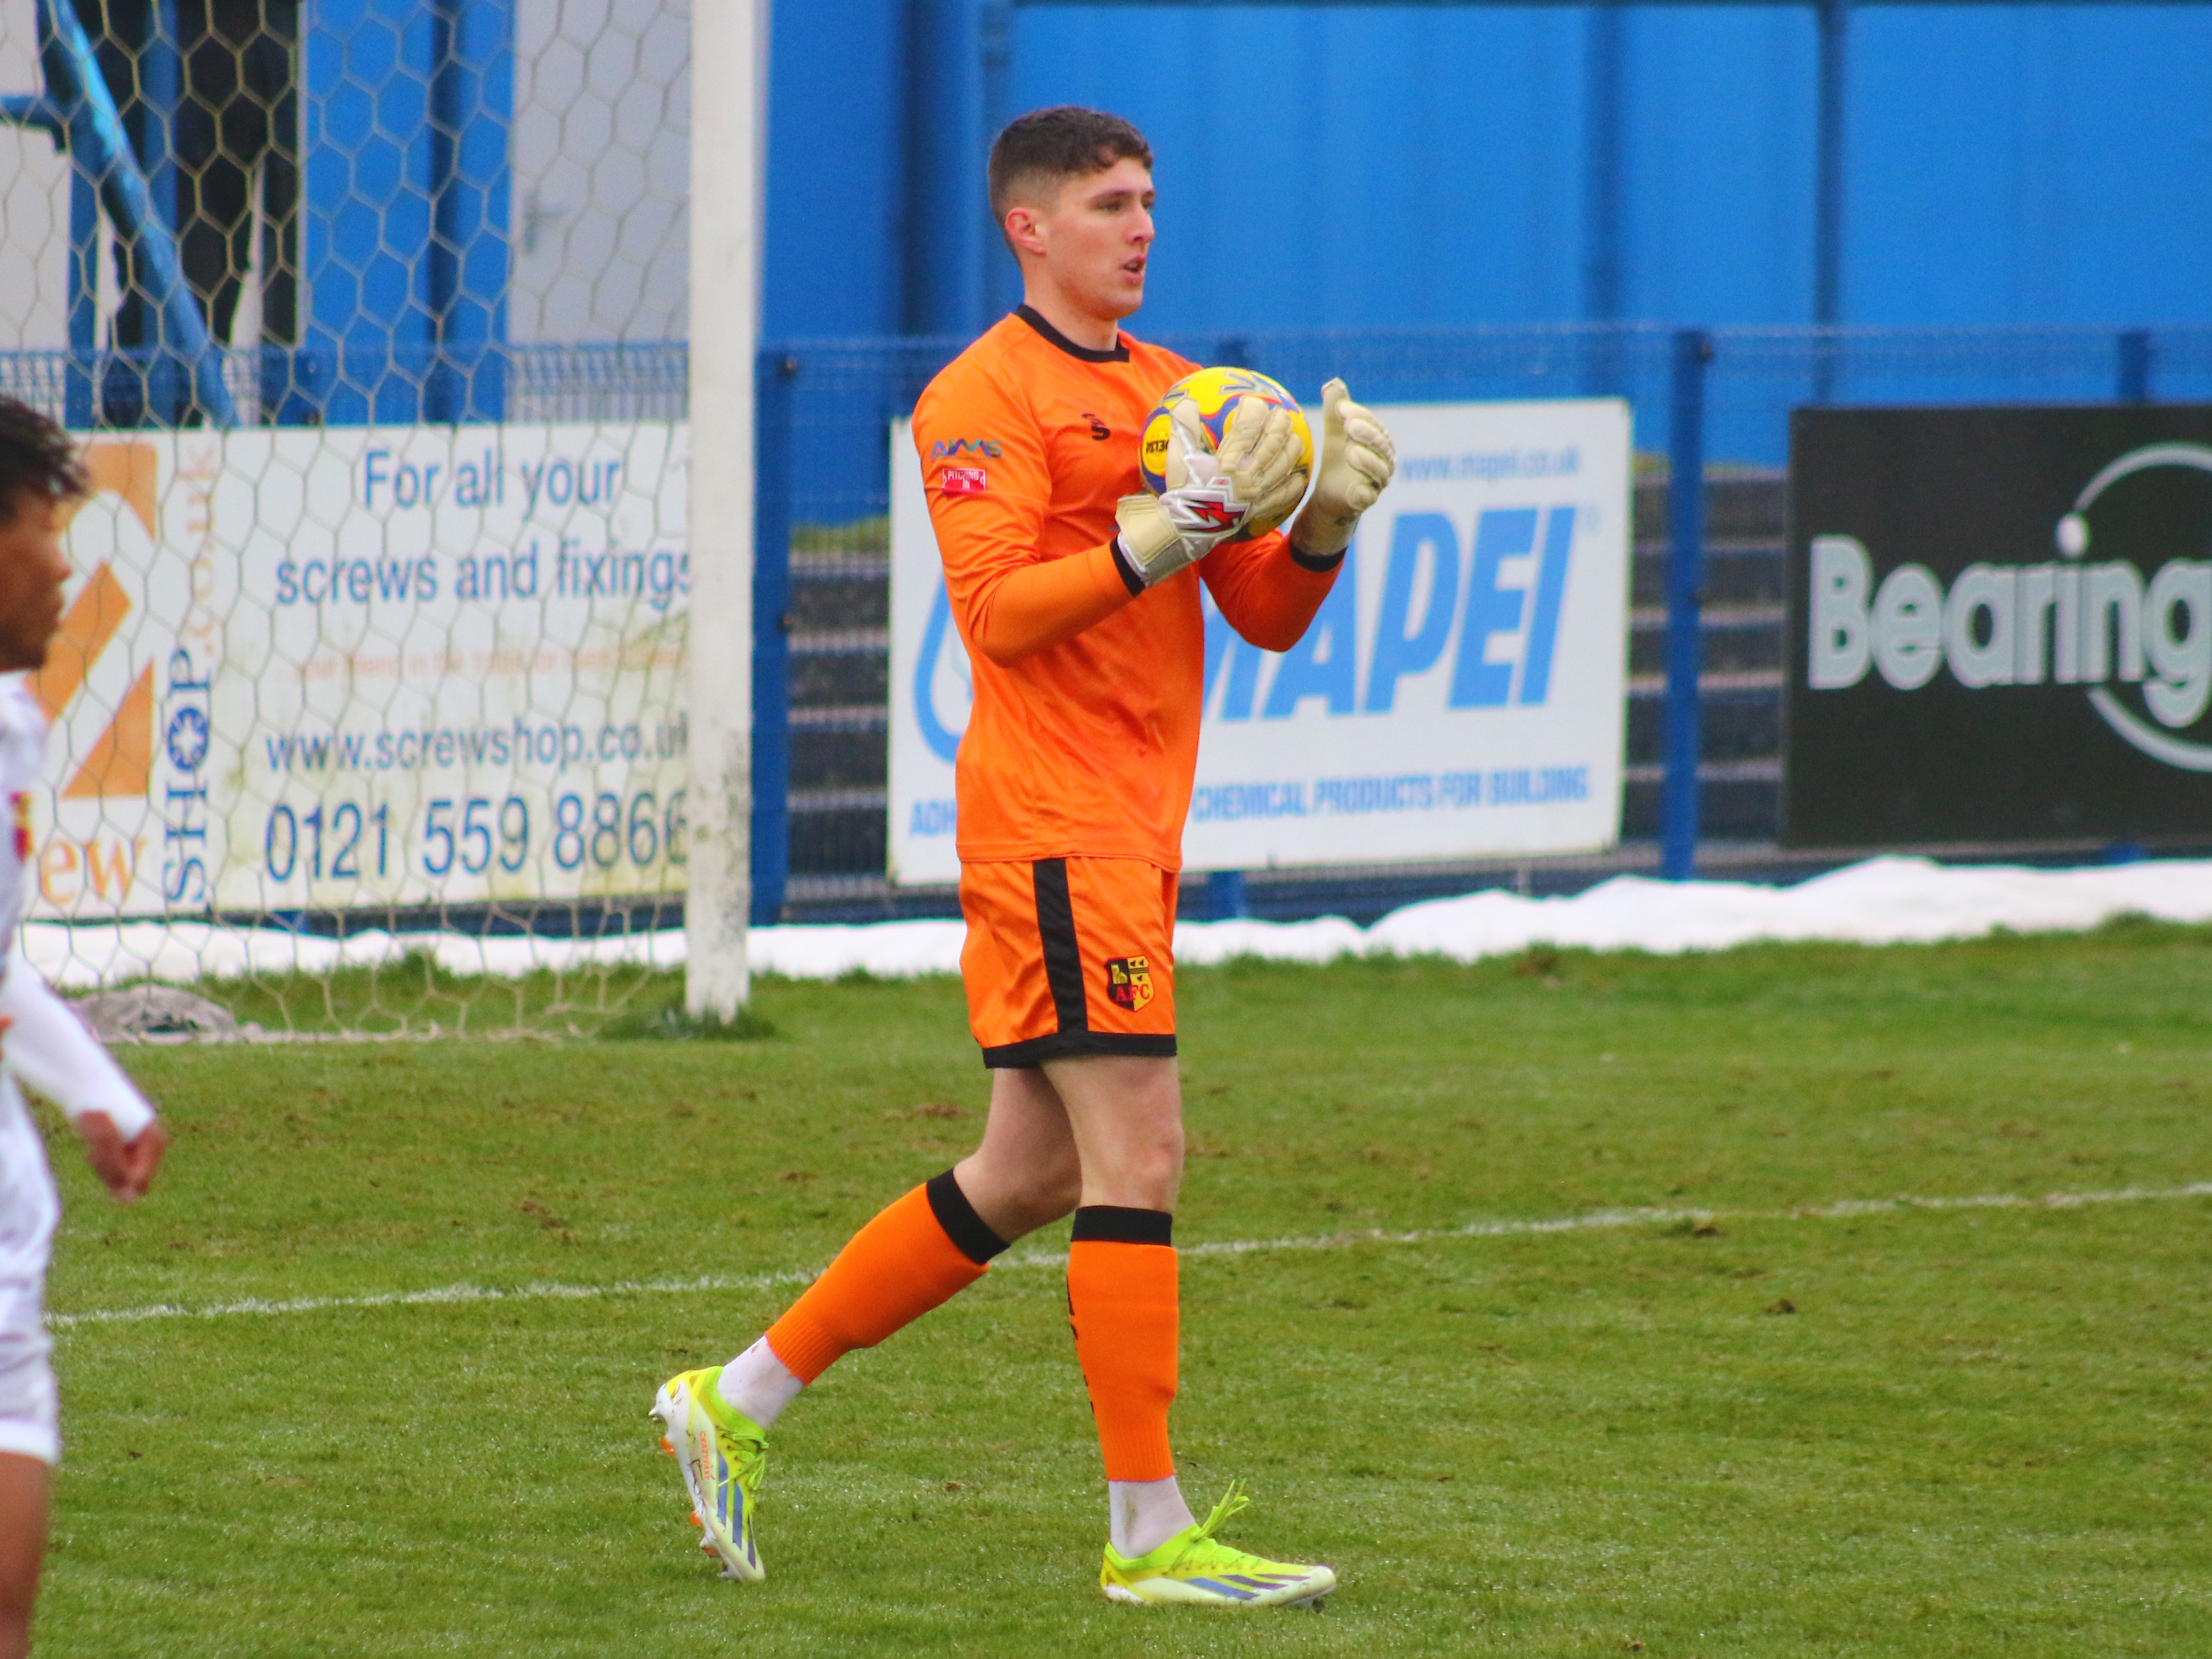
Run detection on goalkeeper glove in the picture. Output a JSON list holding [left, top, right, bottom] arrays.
[[1289, 378, 1397, 561], [1215, 398, 1311, 539], [1114, 400, 1305, 589]]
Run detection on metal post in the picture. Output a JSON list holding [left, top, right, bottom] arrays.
[[2117, 329, 2153, 403], [750, 352, 794, 927], [1661, 328, 1711, 882], [66, 164, 97, 426], [1205, 869, 1247, 922], [978, 2, 1014, 329], [896, 0, 984, 338], [426, 0, 461, 425], [1583, 5, 1627, 396], [430, 0, 512, 423], [685, 0, 767, 1017], [1812, 0, 1848, 404], [143, 0, 183, 423]]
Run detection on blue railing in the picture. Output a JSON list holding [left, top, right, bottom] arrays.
[[6, 322, 2208, 925]]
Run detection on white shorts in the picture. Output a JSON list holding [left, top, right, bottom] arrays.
[[0, 1083, 59, 1466]]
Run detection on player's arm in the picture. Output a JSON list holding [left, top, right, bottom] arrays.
[[1203, 379, 1399, 650], [1200, 530, 1339, 652], [0, 968, 165, 1201], [961, 544, 1136, 665], [917, 380, 1137, 666]]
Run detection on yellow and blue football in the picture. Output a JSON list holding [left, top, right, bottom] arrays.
[[1139, 367, 1313, 541]]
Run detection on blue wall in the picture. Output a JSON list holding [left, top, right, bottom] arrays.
[[762, 3, 2212, 344]]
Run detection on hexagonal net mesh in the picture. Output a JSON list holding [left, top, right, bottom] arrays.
[[0, 0, 697, 1037]]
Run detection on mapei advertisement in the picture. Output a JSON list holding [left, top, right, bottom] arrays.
[[889, 401, 1631, 885], [1787, 405, 2212, 846], [45, 423, 689, 918]]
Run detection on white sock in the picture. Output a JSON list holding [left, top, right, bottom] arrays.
[[716, 1337, 804, 1431], [1109, 1475, 1196, 1559]]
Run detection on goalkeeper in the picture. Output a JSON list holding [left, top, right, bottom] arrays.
[[0, 400, 168, 1659], [656, 107, 1394, 1607]]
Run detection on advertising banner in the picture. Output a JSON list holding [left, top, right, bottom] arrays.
[[889, 400, 1630, 885], [44, 423, 689, 917], [1787, 405, 2212, 846]]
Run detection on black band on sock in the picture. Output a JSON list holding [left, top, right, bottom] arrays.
[[1071, 1205, 1174, 1247], [926, 1168, 1009, 1265]]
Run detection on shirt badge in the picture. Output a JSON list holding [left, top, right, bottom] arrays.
[[941, 467, 988, 496], [1105, 955, 1154, 1012]]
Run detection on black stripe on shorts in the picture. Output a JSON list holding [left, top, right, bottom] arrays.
[[1032, 858, 1089, 1038]]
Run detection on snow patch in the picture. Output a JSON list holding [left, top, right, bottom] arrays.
[[23, 855, 2212, 991]]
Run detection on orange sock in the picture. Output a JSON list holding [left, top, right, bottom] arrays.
[[1066, 1207, 1178, 1483], [765, 1170, 1006, 1383]]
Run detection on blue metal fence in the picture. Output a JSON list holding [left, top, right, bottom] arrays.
[[750, 321, 2212, 922], [7, 322, 2208, 928]]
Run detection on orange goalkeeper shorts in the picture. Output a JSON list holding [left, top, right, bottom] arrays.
[[959, 857, 1179, 1068]]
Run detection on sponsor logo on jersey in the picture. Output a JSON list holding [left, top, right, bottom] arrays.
[[931, 439, 1003, 460], [10, 794, 28, 861], [1104, 955, 1153, 1011], [1084, 413, 1111, 442], [940, 467, 988, 496]]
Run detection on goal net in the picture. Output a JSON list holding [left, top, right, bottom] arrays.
[[0, 0, 715, 1037]]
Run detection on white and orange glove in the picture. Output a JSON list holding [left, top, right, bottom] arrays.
[[1289, 378, 1396, 561], [1114, 399, 1307, 589]]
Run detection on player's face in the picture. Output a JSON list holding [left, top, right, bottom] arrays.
[[1038, 159, 1155, 321], [0, 492, 72, 672]]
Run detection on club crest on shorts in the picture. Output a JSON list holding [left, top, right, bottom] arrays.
[[1104, 955, 1154, 1011]]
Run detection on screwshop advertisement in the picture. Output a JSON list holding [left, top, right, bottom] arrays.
[[41, 423, 690, 918], [1788, 405, 2212, 846], [889, 400, 1631, 885]]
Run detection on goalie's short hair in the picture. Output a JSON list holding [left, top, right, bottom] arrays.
[[0, 398, 86, 525], [988, 106, 1153, 232]]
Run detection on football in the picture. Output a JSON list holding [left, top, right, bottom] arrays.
[[1138, 367, 1314, 540]]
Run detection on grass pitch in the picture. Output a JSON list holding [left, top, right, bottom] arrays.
[[32, 922, 2212, 1656]]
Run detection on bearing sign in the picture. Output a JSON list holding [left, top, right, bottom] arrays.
[[1786, 405, 2212, 846]]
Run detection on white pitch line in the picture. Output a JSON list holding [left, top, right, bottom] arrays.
[[48, 1180, 2212, 1334], [46, 1269, 820, 1331]]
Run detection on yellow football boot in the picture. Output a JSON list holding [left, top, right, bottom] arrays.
[[1099, 1482, 1335, 1608], [651, 1367, 767, 1581]]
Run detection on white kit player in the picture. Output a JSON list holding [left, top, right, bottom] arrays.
[[0, 400, 168, 1659]]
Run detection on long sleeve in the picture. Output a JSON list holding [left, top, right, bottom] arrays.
[[959, 539, 1136, 665], [1200, 531, 1344, 653], [0, 964, 156, 1139], [914, 369, 1138, 667]]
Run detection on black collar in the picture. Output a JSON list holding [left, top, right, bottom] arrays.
[[1015, 304, 1130, 364]]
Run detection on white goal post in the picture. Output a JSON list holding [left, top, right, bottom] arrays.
[[684, 0, 770, 1018]]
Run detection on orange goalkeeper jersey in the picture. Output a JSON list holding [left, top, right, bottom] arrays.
[[912, 306, 1343, 870]]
